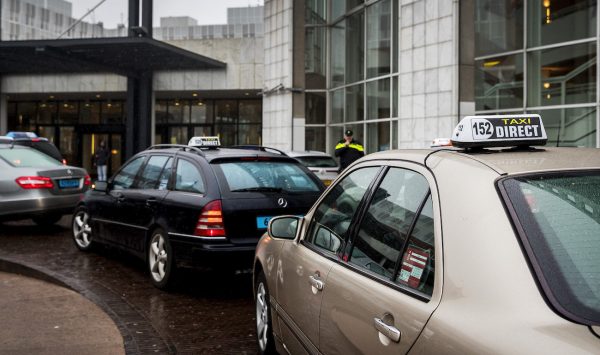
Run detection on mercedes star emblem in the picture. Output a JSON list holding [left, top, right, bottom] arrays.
[[277, 197, 288, 208]]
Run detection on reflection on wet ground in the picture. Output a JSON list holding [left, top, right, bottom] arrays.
[[0, 217, 257, 354]]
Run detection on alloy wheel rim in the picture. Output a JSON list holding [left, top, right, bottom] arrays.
[[256, 282, 269, 351], [73, 211, 92, 248], [149, 233, 167, 282]]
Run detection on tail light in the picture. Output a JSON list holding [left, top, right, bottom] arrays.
[[84, 175, 91, 186], [194, 200, 226, 237], [62, 159, 67, 165], [16, 176, 54, 189]]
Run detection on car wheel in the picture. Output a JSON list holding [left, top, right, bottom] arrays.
[[72, 207, 94, 251], [255, 272, 276, 355], [32, 213, 62, 226], [148, 229, 175, 289]]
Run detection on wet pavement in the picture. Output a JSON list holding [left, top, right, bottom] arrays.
[[0, 217, 258, 354]]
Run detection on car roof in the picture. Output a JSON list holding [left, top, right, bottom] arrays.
[[366, 147, 600, 175], [144, 147, 297, 163]]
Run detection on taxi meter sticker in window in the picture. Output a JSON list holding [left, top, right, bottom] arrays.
[[398, 247, 430, 288]]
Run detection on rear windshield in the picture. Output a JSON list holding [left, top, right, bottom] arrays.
[[217, 161, 321, 193], [501, 172, 600, 325], [295, 156, 338, 168], [0, 148, 63, 168]]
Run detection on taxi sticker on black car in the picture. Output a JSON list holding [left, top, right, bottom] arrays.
[[452, 114, 548, 148]]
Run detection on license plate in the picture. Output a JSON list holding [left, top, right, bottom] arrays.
[[59, 179, 79, 188], [256, 216, 273, 229]]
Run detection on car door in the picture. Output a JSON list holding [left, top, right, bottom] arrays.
[[276, 166, 382, 354], [92, 155, 145, 245], [319, 165, 442, 354]]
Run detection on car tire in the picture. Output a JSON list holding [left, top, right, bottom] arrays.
[[72, 207, 94, 251], [32, 213, 62, 226], [255, 271, 277, 355], [148, 229, 176, 290]]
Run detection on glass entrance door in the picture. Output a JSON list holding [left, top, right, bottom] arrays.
[[82, 133, 123, 179]]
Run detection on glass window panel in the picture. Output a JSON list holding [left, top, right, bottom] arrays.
[[527, 43, 596, 107], [346, 84, 364, 122], [215, 100, 238, 124], [238, 124, 262, 145], [111, 134, 122, 176], [306, 92, 326, 124], [168, 126, 188, 145], [137, 155, 170, 190], [191, 100, 213, 124], [367, 121, 390, 152], [367, 79, 391, 119], [59, 126, 76, 167], [529, 107, 596, 147], [350, 168, 430, 280], [331, 1, 346, 21], [168, 100, 184, 123], [306, 0, 327, 24], [475, 54, 524, 110], [37, 126, 56, 144], [392, 0, 399, 73], [37, 102, 56, 124], [305, 27, 328, 89], [474, 0, 524, 57], [103, 101, 123, 124], [216, 124, 237, 146], [328, 126, 344, 155], [193, 126, 213, 137], [182, 101, 191, 123], [58, 102, 78, 124], [330, 20, 346, 87], [306, 126, 326, 152], [12, 102, 36, 131], [113, 156, 145, 190], [392, 76, 398, 117], [80, 102, 100, 124], [155, 100, 168, 124], [331, 89, 344, 124], [239, 100, 262, 124], [367, 0, 391, 78], [392, 120, 398, 149], [528, 0, 597, 47], [346, 10, 364, 84]]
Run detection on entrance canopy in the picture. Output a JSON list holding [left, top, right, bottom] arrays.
[[0, 37, 226, 77]]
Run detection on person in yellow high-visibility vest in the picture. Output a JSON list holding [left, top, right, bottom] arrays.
[[334, 129, 364, 173]]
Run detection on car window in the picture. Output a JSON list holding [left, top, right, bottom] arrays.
[[0, 148, 62, 167], [136, 155, 170, 190], [218, 161, 321, 193], [157, 157, 173, 190], [348, 168, 433, 295], [502, 172, 600, 324], [113, 156, 145, 190], [175, 159, 205, 194], [305, 167, 380, 254]]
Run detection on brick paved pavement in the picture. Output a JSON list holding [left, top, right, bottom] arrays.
[[0, 217, 257, 354]]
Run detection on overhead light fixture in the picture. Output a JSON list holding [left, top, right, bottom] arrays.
[[197, 101, 204, 106], [174, 101, 180, 106], [547, 94, 552, 99], [96, 94, 101, 98], [244, 92, 250, 96], [543, 82, 551, 89], [192, 93, 198, 97], [49, 95, 55, 99], [483, 60, 501, 68]]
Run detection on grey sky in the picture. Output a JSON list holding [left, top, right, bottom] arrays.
[[71, 0, 264, 28]]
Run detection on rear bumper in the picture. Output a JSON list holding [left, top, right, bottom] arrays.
[[0, 193, 81, 221], [169, 233, 256, 268]]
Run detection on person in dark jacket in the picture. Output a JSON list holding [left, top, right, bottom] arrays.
[[334, 129, 364, 173], [93, 140, 110, 182]]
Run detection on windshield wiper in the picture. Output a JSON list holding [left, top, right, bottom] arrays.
[[231, 187, 284, 193]]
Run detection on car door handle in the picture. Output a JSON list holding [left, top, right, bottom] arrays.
[[308, 275, 324, 291], [146, 198, 157, 207], [115, 194, 125, 203], [374, 318, 401, 343]]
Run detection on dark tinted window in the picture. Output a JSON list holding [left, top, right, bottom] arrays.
[[349, 168, 430, 285], [295, 156, 338, 168], [136, 155, 170, 190], [219, 161, 321, 193], [502, 172, 600, 324], [113, 156, 144, 190], [157, 157, 173, 190], [306, 167, 380, 254], [175, 159, 205, 194]]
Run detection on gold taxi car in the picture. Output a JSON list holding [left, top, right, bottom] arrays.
[[252, 115, 600, 354]]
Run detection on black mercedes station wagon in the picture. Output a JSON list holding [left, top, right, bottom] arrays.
[[72, 137, 325, 289]]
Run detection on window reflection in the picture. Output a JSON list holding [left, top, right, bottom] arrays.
[[366, 0, 391, 78], [528, 0, 597, 47], [475, 0, 524, 57], [367, 121, 390, 152], [529, 107, 596, 147], [475, 54, 524, 110]]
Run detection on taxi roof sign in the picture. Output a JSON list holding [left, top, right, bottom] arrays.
[[451, 114, 547, 149], [188, 136, 221, 148]]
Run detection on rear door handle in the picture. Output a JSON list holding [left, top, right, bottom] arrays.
[[374, 318, 401, 343], [309, 275, 324, 291], [146, 198, 157, 207]]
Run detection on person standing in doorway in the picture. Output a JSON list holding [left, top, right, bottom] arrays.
[[334, 129, 364, 173], [94, 140, 110, 182]]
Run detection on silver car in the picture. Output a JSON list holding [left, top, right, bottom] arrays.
[[0, 144, 90, 225], [286, 151, 339, 186]]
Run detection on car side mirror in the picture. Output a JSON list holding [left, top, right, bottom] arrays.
[[93, 181, 108, 193], [268, 216, 300, 240]]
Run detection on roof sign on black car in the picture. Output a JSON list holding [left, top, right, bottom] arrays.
[[451, 114, 547, 148], [188, 136, 221, 148]]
